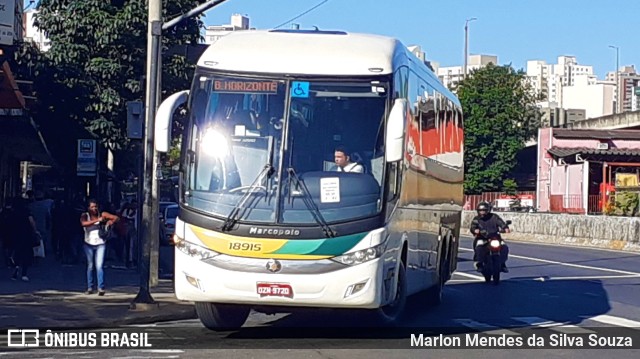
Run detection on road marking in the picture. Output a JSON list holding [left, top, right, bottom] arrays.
[[111, 356, 180, 359], [452, 271, 484, 281], [588, 314, 640, 328], [459, 247, 640, 276], [512, 316, 595, 333], [461, 235, 640, 255], [583, 292, 602, 297], [531, 274, 640, 281], [453, 319, 520, 336]]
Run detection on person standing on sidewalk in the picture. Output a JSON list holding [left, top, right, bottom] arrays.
[[80, 199, 118, 295], [28, 191, 52, 260], [8, 197, 40, 281], [0, 200, 15, 268], [120, 201, 138, 268]]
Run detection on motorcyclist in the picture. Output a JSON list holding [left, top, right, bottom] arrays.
[[470, 201, 510, 273]]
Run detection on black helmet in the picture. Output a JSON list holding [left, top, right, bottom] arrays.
[[476, 201, 491, 215]]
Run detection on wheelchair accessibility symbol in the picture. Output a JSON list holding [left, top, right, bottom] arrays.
[[291, 81, 310, 98]]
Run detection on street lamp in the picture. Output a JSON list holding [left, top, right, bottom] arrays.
[[609, 45, 619, 114], [464, 17, 477, 80]]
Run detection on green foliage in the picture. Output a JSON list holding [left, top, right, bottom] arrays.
[[456, 64, 543, 194], [502, 178, 518, 196], [611, 192, 639, 217], [32, 0, 206, 149]]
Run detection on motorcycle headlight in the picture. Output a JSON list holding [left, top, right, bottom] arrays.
[[174, 236, 219, 260], [490, 239, 501, 248], [331, 243, 386, 266]]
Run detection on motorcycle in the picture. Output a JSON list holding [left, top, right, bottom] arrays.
[[475, 220, 511, 285]]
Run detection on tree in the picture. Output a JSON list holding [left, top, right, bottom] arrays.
[[33, 0, 206, 150], [456, 63, 543, 194]]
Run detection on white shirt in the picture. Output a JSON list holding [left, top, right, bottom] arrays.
[[335, 162, 364, 173], [83, 213, 104, 246]]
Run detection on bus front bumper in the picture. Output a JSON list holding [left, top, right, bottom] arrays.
[[173, 250, 387, 309]]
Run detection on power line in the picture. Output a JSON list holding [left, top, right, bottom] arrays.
[[273, 0, 330, 29]]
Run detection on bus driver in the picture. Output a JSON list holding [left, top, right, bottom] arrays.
[[332, 146, 364, 173]]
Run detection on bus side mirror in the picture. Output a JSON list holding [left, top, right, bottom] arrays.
[[155, 90, 190, 153], [385, 98, 407, 163]]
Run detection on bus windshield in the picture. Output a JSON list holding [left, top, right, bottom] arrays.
[[184, 73, 388, 226]]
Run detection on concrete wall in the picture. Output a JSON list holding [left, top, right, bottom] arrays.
[[568, 110, 640, 130], [462, 211, 640, 252]]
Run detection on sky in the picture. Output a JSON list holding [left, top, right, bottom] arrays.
[[198, 0, 640, 79]]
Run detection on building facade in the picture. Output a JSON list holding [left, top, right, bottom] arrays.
[[536, 128, 640, 214], [23, 8, 51, 52], [436, 54, 498, 90], [540, 107, 586, 128], [606, 66, 640, 113], [203, 14, 251, 45], [0, 1, 51, 206], [527, 56, 595, 105], [562, 75, 615, 119]]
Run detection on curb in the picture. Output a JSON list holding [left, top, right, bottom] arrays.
[[117, 303, 198, 326], [40, 302, 198, 329]]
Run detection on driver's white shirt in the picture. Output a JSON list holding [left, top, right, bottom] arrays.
[[336, 162, 364, 173]]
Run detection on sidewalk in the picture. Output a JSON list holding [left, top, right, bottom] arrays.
[[0, 255, 196, 328]]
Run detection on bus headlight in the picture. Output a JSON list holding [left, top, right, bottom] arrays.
[[174, 236, 219, 260], [331, 243, 385, 266]]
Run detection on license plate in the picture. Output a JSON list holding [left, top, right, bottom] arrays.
[[256, 283, 294, 298]]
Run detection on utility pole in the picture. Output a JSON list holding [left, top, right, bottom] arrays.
[[131, 0, 230, 308], [609, 45, 620, 114], [464, 17, 477, 80], [131, 0, 162, 308]]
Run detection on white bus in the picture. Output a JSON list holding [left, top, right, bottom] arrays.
[[155, 29, 464, 330]]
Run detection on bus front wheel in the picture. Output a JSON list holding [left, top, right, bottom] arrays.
[[374, 262, 407, 325], [195, 302, 250, 331]]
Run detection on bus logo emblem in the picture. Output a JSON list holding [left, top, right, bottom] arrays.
[[266, 259, 282, 273]]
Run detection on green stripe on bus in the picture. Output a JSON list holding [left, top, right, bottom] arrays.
[[269, 232, 368, 256]]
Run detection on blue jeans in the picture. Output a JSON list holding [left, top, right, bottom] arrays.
[[84, 243, 106, 290]]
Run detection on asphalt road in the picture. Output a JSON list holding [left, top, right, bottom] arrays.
[[3, 237, 640, 358]]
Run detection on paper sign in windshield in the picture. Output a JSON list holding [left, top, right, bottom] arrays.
[[320, 178, 340, 203]]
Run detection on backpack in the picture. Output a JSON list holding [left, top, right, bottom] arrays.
[[98, 221, 115, 241]]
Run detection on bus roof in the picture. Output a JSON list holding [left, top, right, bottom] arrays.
[[196, 29, 460, 107], [197, 29, 401, 76]]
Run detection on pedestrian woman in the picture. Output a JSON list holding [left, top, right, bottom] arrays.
[[9, 197, 40, 281], [80, 199, 118, 295]]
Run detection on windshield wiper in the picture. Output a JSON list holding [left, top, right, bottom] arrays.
[[221, 164, 274, 232], [287, 167, 336, 238]]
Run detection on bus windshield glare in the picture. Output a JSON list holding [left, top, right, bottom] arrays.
[[184, 74, 388, 226]]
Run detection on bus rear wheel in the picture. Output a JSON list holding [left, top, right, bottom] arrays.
[[194, 302, 250, 331]]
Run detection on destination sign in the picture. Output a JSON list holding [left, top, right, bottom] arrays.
[[214, 80, 278, 93]]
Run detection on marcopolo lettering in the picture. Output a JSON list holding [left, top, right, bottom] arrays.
[[249, 227, 301, 236]]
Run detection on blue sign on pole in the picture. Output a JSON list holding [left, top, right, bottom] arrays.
[[77, 139, 97, 177]]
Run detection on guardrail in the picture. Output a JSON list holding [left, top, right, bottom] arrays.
[[464, 191, 536, 211]]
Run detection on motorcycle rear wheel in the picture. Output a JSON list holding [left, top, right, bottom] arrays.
[[491, 255, 501, 285]]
